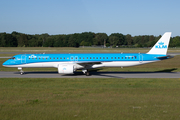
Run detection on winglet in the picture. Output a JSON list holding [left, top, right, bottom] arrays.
[[147, 32, 172, 55]]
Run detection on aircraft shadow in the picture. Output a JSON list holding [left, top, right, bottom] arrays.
[[13, 68, 178, 77], [155, 68, 177, 72]]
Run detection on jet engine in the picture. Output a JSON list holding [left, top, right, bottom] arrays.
[[58, 64, 74, 74]]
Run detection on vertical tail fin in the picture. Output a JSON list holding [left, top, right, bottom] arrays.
[[147, 32, 172, 55]]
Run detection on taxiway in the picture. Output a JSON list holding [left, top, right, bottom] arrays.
[[0, 71, 179, 78]]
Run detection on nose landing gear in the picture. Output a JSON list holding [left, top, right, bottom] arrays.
[[18, 67, 24, 75]]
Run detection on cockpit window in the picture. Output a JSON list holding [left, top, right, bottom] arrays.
[[9, 57, 15, 60]]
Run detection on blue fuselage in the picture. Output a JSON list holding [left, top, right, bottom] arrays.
[[3, 53, 166, 66]]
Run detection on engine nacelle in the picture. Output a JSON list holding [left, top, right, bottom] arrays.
[[58, 64, 74, 74]]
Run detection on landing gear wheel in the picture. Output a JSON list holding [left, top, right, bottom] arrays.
[[86, 71, 90, 76], [18, 68, 24, 75], [20, 72, 24, 75], [20, 69, 24, 75]]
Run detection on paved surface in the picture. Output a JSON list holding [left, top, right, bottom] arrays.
[[0, 71, 180, 78]]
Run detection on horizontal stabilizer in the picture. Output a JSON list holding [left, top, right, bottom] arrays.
[[156, 55, 174, 59]]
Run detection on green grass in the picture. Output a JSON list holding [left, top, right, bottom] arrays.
[[0, 54, 15, 57], [0, 78, 180, 120], [1, 47, 180, 120]]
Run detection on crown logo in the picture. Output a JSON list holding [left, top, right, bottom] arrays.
[[158, 42, 164, 45], [155, 41, 167, 49]]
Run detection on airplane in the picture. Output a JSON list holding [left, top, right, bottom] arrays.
[[3, 32, 172, 76]]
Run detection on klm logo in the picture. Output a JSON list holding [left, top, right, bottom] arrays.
[[155, 42, 167, 49], [29, 55, 37, 58]]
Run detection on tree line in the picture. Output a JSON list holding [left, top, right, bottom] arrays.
[[0, 31, 180, 47]]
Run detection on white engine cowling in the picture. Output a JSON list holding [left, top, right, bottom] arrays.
[[58, 64, 74, 74]]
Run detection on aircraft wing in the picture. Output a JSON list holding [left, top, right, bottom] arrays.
[[76, 61, 102, 65], [75, 61, 112, 65]]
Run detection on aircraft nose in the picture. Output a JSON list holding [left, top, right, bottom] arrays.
[[2, 61, 9, 66]]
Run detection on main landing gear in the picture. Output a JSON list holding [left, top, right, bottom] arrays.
[[82, 69, 90, 76], [18, 67, 24, 75], [86, 71, 90, 76]]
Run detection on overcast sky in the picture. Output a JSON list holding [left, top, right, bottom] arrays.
[[0, 0, 179, 36]]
